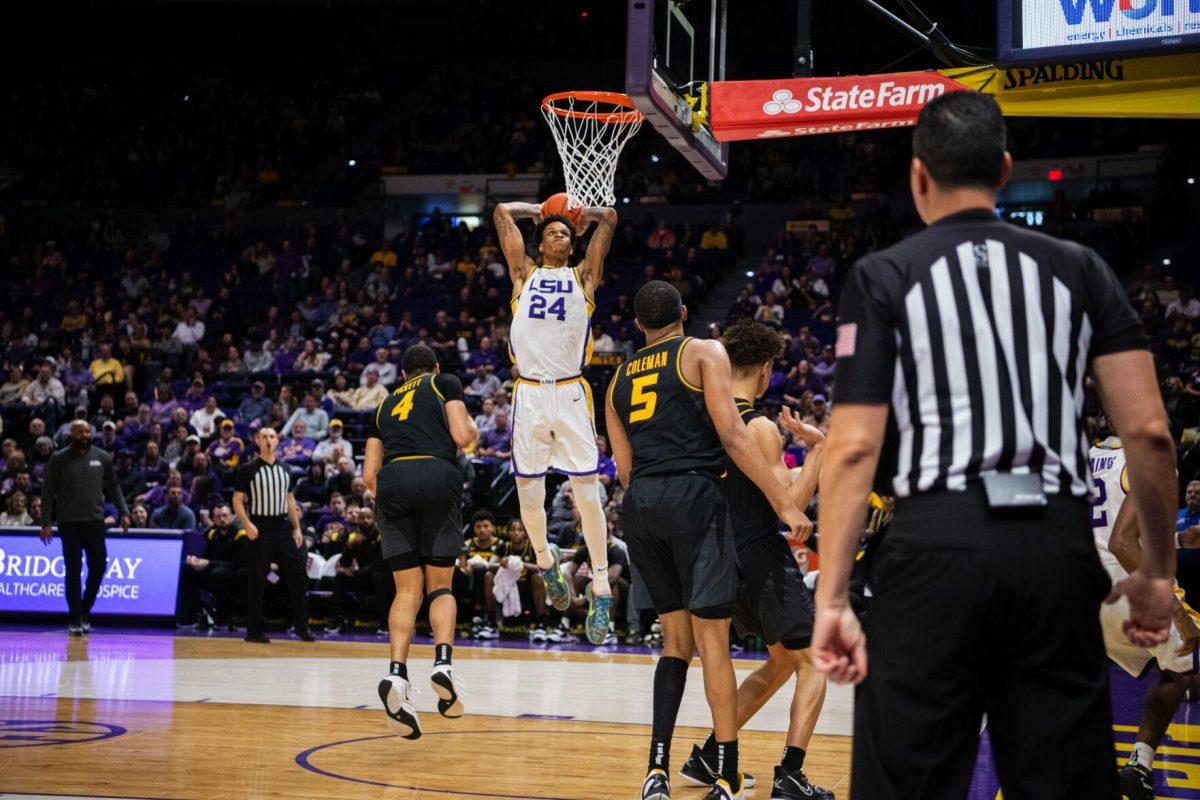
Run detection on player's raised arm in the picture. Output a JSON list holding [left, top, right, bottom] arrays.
[[493, 202, 540, 288], [578, 206, 617, 293]]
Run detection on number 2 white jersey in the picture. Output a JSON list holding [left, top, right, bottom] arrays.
[[510, 265, 594, 381], [1088, 436, 1129, 574]]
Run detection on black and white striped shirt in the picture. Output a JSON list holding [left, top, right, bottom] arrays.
[[835, 209, 1146, 499], [234, 457, 293, 517]]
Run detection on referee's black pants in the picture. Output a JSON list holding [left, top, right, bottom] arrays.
[[853, 489, 1116, 800], [245, 515, 309, 636], [59, 520, 107, 621]]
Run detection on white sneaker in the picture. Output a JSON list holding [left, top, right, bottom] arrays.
[[430, 664, 465, 718], [377, 675, 421, 739], [529, 624, 549, 643], [641, 768, 671, 800], [474, 625, 499, 640]]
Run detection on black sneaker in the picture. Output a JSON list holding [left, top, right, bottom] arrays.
[[67, 619, 83, 637], [641, 768, 671, 800], [80, 613, 91, 634], [244, 632, 271, 644], [1116, 763, 1154, 800], [771, 765, 835, 799], [679, 745, 756, 788]]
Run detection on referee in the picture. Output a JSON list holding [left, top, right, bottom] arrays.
[[232, 426, 315, 643], [814, 91, 1178, 799]]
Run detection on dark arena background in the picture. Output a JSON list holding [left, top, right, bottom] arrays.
[[2, 1, 1200, 798]]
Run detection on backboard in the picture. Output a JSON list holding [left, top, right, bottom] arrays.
[[626, 0, 730, 180]]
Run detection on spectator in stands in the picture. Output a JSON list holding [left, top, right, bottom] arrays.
[[362, 348, 396, 387], [474, 397, 497, 436], [294, 339, 330, 373], [1178, 481, 1200, 534], [314, 492, 349, 550], [151, 484, 197, 530], [490, 518, 549, 639], [647, 220, 677, 250], [244, 340, 273, 374], [312, 418, 353, 467], [329, 507, 390, 633], [151, 383, 183, 424], [806, 242, 836, 278], [754, 291, 785, 326], [89, 341, 126, 400], [29, 436, 54, 488], [346, 475, 369, 509], [1167, 286, 1200, 321], [466, 336, 500, 376], [22, 361, 65, 428], [207, 419, 245, 483], [466, 364, 501, 401], [592, 323, 617, 353], [122, 404, 154, 447], [234, 381, 272, 426], [279, 419, 316, 475], [190, 395, 225, 440], [336, 367, 387, 411], [812, 345, 837, 387], [0, 491, 32, 526], [460, 510, 502, 637], [181, 380, 209, 413], [475, 408, 511, 463], [62, 355, 94, 408], [282, 392, 329, 441], [128, 503, 148, 528], [0, 367, 28, 407], [172, 307, 205, 358], [140, 441, 169, 487], [139, 470, 188, 509], [309, 379, 335, 416], [783, 359, 826, 405], [177, 503, 245, 629], [96, 421, 120, 454], [114, 449, 145, 505], [293, 462, 328, 507], [803, 394, 831, 436]]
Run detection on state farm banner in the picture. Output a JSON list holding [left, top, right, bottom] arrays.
[[709, 72, 970, 142], [0, 530, 183, 616]]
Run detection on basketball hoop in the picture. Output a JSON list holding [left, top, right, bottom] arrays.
[[541, 91, 645, 209]]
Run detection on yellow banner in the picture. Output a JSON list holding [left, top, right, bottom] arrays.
[[941, 53, 1200, 119]]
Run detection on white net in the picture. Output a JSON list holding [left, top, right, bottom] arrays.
[[541, 92, 644, 209]]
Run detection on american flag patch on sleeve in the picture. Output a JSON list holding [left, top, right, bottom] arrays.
[[836, 323, 857, 358]]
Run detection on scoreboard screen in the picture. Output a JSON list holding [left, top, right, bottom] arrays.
[[998, 0, 1200, 65]]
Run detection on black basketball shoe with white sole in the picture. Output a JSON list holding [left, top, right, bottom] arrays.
[[679, 745, 756, 788], [378, 674, 421, 739], [771, 765, 835, 799]]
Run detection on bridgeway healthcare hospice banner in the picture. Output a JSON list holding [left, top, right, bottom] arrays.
[[0, 532, 182, 616]]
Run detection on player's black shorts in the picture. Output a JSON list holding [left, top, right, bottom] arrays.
[[376, 457, 462, 568], [621, 472, 737, 617], [731, 533, 814, 649]]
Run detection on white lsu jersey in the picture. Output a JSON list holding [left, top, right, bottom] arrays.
[[1088, 436, 1129, 574], [510, 265, 594, 381]]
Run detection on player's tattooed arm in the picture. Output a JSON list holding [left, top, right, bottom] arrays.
[[580, 206, 617, 292], [494, 203, 540, 288]]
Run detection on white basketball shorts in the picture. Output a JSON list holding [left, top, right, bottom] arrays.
[[510, 376, 599, 478]]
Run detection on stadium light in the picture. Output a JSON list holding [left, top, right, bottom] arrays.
[[1163, 258, 1172, 266], [650, 154, 660, 163], [622, 197, 631, 204], [348, 159, 357, 167], [745, 271, 754, 277], [1189, 178, 1197, 185]]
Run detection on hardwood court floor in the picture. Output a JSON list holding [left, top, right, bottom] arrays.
[[0, 630, 853, 799]]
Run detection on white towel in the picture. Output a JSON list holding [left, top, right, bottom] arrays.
[[491, 557, 524, 618]]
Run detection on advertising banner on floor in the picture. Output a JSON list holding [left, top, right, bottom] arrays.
[[0, 529, 183, 617]]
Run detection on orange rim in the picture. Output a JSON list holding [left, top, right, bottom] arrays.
[[541, 91, 645, 124]]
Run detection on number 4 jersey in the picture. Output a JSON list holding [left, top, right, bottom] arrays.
[[609, 335, 724, 481], [367, 372, 463, 464]]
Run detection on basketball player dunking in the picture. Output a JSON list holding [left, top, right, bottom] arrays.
[[494, 200, 618, 644], [606, 282, 810, 800]]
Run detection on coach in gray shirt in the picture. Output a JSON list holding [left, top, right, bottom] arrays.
[[40, 420, 130, 635]]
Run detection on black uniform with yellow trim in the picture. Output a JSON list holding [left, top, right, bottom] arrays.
[[726, 398, 815, 649], [367, 371, 464, 570], [609, 335, 737, 617]]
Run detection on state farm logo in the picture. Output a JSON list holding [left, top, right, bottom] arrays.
[[763, 89, 802, 115], [760, 80, 948, 116]]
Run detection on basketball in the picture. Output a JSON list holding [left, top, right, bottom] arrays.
[[541, 192, 582, 231]]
